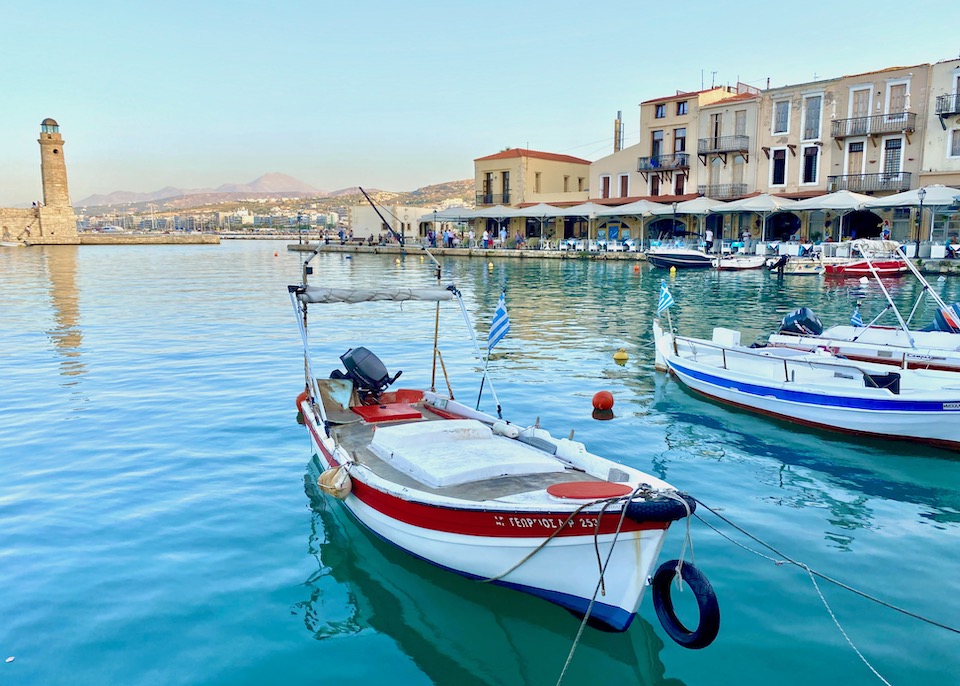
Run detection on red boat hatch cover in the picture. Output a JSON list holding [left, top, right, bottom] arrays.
[[547, 482, 633, 499], [352, 403, 422, 422]]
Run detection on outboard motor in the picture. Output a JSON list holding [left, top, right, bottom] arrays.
[[778, 307, 824, 336], [330, 347, 402, 399]]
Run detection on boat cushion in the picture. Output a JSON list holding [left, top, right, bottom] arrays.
[[369, 419, 565, 488]]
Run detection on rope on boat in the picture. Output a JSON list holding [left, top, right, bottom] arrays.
[[556, 485, 642, 686], [693, 497, 960, 686]]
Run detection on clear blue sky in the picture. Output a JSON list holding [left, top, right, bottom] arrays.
[[0, 0, 957, 205]]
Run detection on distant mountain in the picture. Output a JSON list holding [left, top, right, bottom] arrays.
[[76, 173, 326, 208], [75, 176, 474, 212]]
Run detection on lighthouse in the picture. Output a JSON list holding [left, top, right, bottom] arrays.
[[39, 118, 71, 208], [33, 118, 79, 244]]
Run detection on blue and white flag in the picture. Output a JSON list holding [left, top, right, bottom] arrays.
[[488, 291, 510, 350], [657, 280, 675, 315], [850, 307, 863, 327]]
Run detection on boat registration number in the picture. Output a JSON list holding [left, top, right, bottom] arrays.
[[943, 403, 960, 410]]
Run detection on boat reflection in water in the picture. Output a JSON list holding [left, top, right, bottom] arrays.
[[299, 475, 684, 686]]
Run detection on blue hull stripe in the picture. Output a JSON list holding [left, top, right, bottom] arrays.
[[669, 359, 951, 413]]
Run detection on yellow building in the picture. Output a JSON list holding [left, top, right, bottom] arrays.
[[473, 148, 590, 207]]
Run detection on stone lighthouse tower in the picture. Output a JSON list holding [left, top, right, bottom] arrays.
[[36, 118, 78, 244]]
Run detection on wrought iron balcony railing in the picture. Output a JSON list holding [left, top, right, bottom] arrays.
[[476, 192, 510, 206], [827, 172, 912, 193], [936, 93, 960, 116], [637, 152, 689, 172], [697, 183, 748, 199], [830, 112, 916, 138], [697, 135, 750, 155]]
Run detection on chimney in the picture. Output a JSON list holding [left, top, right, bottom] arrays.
[[613, 110, 623, 152]]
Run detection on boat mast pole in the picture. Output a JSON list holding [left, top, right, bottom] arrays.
[[862, 252, 915, 347], [896, 244, 949, 310], [453, 291, 502, 418], [289, 289, 328, 429]]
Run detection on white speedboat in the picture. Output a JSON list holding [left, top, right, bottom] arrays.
[[654, 320, 960, 450], [647, 247, 713, 269], [288, 256, 720, 642]]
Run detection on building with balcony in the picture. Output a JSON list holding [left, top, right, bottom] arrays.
[[824, 64, 930, 196], [590, 86, 739, 202], [696, 89, 760, 200], [754, 76, 842, 199], [920, 57, 960, 188], [473, 148, 590, 207]]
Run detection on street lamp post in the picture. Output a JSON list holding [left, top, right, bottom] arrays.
[[672, 201, 678, 244], [916, 187, 926, 258]]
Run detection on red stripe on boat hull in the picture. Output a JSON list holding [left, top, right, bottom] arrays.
[[303, 409, 668, 538]]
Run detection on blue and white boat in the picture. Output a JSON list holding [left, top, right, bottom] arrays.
[[653, 320, 960, 450]]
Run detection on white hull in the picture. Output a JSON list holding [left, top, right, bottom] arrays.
[[654, 321, 960, 449]]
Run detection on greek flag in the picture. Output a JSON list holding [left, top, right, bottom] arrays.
[[488, 291, 510, 350], [657, 280, 675, 315], [850, 307, 863, 327]]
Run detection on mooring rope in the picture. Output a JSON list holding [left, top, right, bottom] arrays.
[[693, 496, 959, 686], [693, 497, 960, 634]]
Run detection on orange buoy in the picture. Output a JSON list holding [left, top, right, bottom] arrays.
[[592, 390, 614, 411], [633, 264, 640, 273], [295, 390, 309, 410], [274, 252, 279, 257]]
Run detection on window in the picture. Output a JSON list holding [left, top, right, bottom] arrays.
[[677, 101, 688, 115], [651, 130, 664, 159], [674, 175, 685, 195], [735, 110, 747, 136], [619, 174, 629, 197], [847, 141, 865, 174], [563, 175, 570, 192], [650, 176, 660, 195], [883, 138, 902, 177], [534, 172, 541, 194], [655, 103, 666, 118], [601, 175, 611, 199], [674, 128, 686, 153], [577, 177, 584, 192], [802, 95, 822, 140], [771, 148, 787, 185], [950, 130, 960, 158], [802, 146, 819, 184], [773, 101, 790, 134]]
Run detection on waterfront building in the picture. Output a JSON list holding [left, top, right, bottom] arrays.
[[349, 204, 426, 243], [473, 148, 590, 207], [0, 118, 79, 245]]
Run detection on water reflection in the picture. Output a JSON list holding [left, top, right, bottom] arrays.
[[41, 246, 86, 384], [297, 477, 684, 686], [649, 372, 960, 533]]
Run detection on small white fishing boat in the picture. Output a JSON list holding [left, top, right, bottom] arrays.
[[768, 241, 960, 372], [654, 320, 960, 450], [766, 256, 825, 276], [712, 254, 766, 271], [289, 252, 719, 642]]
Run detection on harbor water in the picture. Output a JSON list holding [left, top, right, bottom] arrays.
[[1, 240, 958, 685]]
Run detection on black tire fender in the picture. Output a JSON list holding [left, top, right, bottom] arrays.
[[651, 560, 720, 649]]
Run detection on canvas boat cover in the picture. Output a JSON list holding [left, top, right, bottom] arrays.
[[295, 285, 456, 304]]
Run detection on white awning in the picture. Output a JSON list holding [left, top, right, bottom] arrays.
[[295, 286, 456, 304]]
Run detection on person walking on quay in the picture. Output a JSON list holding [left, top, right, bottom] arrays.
[[482, 229, 490, 248], [468, 228, 475, 247], [705, 228, 714, 253], [499, 226, 507, 248]]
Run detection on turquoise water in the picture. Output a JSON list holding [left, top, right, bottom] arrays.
[[1, 241, 958, 685]]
